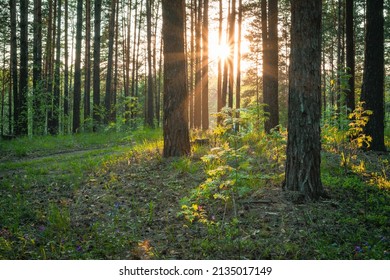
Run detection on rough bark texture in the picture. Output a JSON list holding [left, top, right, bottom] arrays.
[[162, 0, 191, 157], [360, 0, 385, 151], [284, 0, 324, 201]]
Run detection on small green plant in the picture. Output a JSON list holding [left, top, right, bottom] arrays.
[[322, 102, 373, 172]]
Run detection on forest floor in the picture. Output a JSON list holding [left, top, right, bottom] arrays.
[[0, 128, 389, 259]]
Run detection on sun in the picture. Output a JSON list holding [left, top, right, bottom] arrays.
[[210, 43, 231, 61]]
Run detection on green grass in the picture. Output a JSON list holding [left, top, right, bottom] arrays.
[[0, 128, 162, 259], [0, 127, 389, 260]]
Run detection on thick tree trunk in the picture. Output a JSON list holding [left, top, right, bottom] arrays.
[[162, 0, 191, 157], [284, 0, 324, 201], [360, 0, 385, 151]]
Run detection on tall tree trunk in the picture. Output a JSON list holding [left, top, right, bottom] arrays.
[[228, 0, 236, 109], [10, 0, 18, 135], [235, 0, 242, 131], [146, 0, 154, 127], [284, 0, 324, 201], [189, 0, 195, 128], [84, 0, 92, 124], [131, 0, 142, 124], [153, 1, 160, 125], [217, 0, 223, 114], [112, 0, 119, 122], [64, 0, 69, 132], [1, 41, 6, 136], [360, 0, 385, 151], [124, 0, 132, 123], [194, 0, 202, 129], [134, 0, 144, 122], [45, 0, 54, 134], [162, 0, 190, 157], [50, 0, 61, 135], [262, 0, 279, 133], [93, 0, 102, 131], [73, 0, 83, 133], [336, 0, 345, 119], [201, 0, 209, 130], [345, 0, 355, 112], [18, 0, 29, 136], [264, 0, 279, 132], [157, 36, 163, 128], [33, 0, 43, 135], [105, 0, 117, 123]]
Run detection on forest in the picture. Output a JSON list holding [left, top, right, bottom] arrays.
[[0, 0, 389, 260]]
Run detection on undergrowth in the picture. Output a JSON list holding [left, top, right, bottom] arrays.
[[0, 107, 389, 259]]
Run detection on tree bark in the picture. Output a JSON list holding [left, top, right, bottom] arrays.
[[93, 0, 102, 131], [345, 0, 355, 112], [51, 0, 62, 135], [194, 0, 202, 129], [105, 0, 117, 124], [64, 0, 69, 132], [84, 0, 92, 123], [284, 0, 324, 201], [73, 0, 83, 133], [10, 0, 18, 135], [162, 0, 191, 157], [228, 0, 236, 109], [263, 0, 279, 133], [33, 0, 43, 135], [235, 0, 242, 127], [146, 0, 155, 127], [217, 0, 223, 114], [18, 0, 29, 136], [360, 0, 385, 151], [201, 0, 209, 130]]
